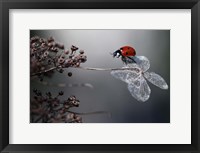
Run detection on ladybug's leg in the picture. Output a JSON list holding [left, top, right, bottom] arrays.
[[121, 56, 128, 65], [127, 56, 136, 63]]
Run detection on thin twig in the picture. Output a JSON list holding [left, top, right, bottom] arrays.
[[31, 66, 140, 77], [77, 66, 140, 71], [31, 66, 57, 77]]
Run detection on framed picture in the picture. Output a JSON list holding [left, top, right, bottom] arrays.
[[0, 0, 199, 153]]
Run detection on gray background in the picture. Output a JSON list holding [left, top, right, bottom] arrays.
[[30, 30, 170, 123]]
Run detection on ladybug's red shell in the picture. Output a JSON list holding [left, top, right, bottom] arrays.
[[120, 46, 136, 57]]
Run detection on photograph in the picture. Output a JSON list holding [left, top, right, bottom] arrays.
[[1, 1, 198, 152], [30, 29, 170, 123]]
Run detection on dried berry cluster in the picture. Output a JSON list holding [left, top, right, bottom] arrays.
[[31, 89, 82, 123], [30, 36, 107, 123], [30, 36, 87, 79]]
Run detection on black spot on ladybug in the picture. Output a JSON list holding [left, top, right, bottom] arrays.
[[128, 47, 130, 49], [126, 52, 128, 55]]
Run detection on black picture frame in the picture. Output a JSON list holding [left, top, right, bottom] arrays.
[[0, 0, 199, 153]]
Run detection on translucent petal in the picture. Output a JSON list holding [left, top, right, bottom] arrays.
[[124, 63, 141, 74], [127, 76, 151, 102], [110, 70, 129, 83], [126, 72, 140, 83], [132, 56, 150, 72], [125, 63, 140, 69], [143, 72, 168, 89], [111, 68, 140, 83]]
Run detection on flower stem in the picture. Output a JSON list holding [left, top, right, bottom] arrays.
[[31, 66, 139, 77], [31, 66, 57, 77], [77, 66, 140, 72]]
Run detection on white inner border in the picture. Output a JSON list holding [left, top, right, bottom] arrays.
[[9, 9, 191, 144]]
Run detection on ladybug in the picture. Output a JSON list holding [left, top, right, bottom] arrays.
[[112, 46, 136, 64]]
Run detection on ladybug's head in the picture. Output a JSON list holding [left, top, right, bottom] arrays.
[[112, 49, 122, 58]]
